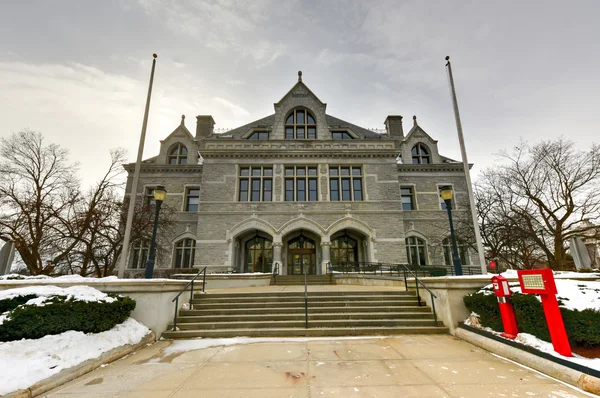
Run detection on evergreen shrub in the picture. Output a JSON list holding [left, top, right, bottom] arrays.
[[0, 294, 136, 342], [463, 292, 600, 348]]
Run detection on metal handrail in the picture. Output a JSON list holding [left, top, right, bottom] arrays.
[[272, 262, 279, 285], [171, 266, 207, 331]]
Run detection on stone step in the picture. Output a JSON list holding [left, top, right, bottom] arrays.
[[190, 300, 421, 308], [175, 312, 435, 323], [181, 305, 431, 316], [197, 290, 412, 298], [195, 295, 418, 304], [171, 318, 438, 330], [161, 326, 448, 339]]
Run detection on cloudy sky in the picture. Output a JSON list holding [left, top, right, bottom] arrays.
[[1, 0, 598, 187]]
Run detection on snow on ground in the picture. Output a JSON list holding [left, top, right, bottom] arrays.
[[515, 333, 600, 371], [0, 274, 184, 283], [0, 317, 150, 396]]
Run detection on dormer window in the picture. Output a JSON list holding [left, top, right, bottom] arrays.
[[248, 131, 269, 140], [285, 108, 316, 139], [168, 143, 188, 165], [332, 131, 354, 140], [411, 143, 430, 164]]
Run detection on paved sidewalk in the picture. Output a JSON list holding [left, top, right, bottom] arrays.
[[46, 335, 590, 397]]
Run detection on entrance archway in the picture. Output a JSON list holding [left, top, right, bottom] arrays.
[[287, 230, 316, 275]]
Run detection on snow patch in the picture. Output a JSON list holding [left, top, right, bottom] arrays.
[[0, 318, 150, 395]]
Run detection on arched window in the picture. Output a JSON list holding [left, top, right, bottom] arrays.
[[174, 238, 195, 268], [130, 240, 150, 269], [245, 234, 273, 273], [406, 236, 427, 266], [330, 232, 358, 270], [411, 144, 430, 164], [443, 238, 470, 266], [168, 143, 188, 165], [285, 108, 316, 139]]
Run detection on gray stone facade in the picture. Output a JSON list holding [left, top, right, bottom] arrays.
[[123, 73, 478, 277]]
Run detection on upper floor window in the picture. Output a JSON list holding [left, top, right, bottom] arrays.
[[248, 131, 269, 140], [285, 108, 316, 139], [332, 131, 354, 140], [174, 238, 195, 268], [406, 236, 427, 266], [329, 166, 363, 201], [168, 143, 188, 165], [145, 187, 156, 207], [411, 143, 430, 164], [401, 186, 415, 210], [239, 166, 273, 202], [185, 188, 200, 212], [285, 166, 318, 201]]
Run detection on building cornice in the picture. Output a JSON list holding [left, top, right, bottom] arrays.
[[397, 163, 472, 172], [123, 164, 203, 173]]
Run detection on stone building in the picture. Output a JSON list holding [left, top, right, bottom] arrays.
[[123, 72, 478, 277]]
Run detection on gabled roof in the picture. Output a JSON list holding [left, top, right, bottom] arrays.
[[325, 115, 385, 139], [160, 115, 194, 142], [275, 71, 326, 106], [402, 122, 438, 144], [216, 114, 276, 139]]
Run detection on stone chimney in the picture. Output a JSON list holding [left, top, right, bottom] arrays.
[[196, 115, 215, 139], [384, 115, 404, 138]]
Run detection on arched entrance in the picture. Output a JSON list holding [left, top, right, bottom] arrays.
[[329, 229, 367, 271], [234, 230, 274, 273], [287, 230, 316, 275]]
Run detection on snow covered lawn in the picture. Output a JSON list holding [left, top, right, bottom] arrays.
[[0, 317, 150, 396]]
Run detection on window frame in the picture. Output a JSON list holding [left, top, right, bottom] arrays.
[[284, 166, 319, 202], [247, 131, 269, 140], [238, 166, 273, 202], [130, 240, 150, 269], [173, 238, 196, 269], [442, 237, 471, 266], [285, 108, 317, 139], [405, 236, 428, 266], [400, 186, 416, 210], [168, 143, 188, 165], [328, 165, 363, 201], [411, 143, 430, 164], [331, 131, 354, 140], [185, 187, 200, 212]]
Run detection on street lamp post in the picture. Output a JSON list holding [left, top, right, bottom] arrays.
[[440, 186, 463, 276], [145, 185, 167, 279]]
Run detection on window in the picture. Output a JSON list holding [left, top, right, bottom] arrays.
[[145, 188, 156, 207], [330, 234, 358, 269], [168, 143, 188, 165], [329, 166, 363, 201], [443, 238, 470, 266], [285, 108, 317, 139], [406, 236, 427, 266], [185, 188, 200, 212], [248, 131, 269, 140], [331, 131, 354, 140], [245, 235, 273, 273], [285, 166, 318, 201], [411, 143, 430, 164], [174, 238, 195, 268], [401, 186, 415, 210], [438, 186, 455, 210], [239, 166, 273, 202], [130, 240, 150, 269]]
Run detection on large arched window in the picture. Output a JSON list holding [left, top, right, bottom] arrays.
[[411, 144, 430, 164], [406, 236, 428, 266], [245, 234, 273, 273], [174, 238, 195, 268], [130, 240, 150, 269], [330, 232, 358, 269], [168, 143, 188, 165], [285, 108, 316, 139], [442, 238, 470, 266]]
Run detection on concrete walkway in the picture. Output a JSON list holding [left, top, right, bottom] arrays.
[[46, 335, 590, 397]]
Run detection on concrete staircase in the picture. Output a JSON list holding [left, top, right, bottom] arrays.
[[272, 275, 332, 285], [161, 290, 447, 338]]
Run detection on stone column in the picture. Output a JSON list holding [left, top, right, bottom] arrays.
[[320, 241, 331, 275], [272, 242, 283, 275]]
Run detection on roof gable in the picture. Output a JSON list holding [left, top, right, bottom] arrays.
[[160, 115, 195, 143]]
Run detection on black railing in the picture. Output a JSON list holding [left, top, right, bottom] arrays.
[[272, 262, 279, 284], [327, 261, 439, 326], [171, 266, 207, 331]]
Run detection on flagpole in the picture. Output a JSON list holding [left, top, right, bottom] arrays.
[[118, 54, 158, 278], [445, 56, 487, 274]]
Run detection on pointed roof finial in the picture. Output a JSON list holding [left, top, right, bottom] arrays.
[[181, 114, 185, 126], [298, 70, 302, 82], [413, 115, 417, 126]]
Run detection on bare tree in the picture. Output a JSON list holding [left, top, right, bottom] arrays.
[[476, 138, 600, 270], [0, 131, 82, 275]]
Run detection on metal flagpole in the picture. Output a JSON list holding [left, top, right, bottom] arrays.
[[117, 54, 158, 278], [445, 56, 487, 274]]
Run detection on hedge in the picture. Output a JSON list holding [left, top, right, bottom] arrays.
[[463, 292, 600, 348], [0, 294, 37, 313], [0, 294, 136, 342]]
